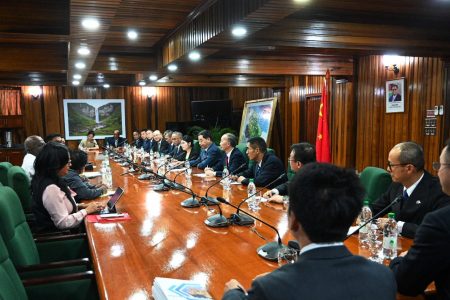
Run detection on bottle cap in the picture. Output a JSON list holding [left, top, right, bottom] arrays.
[[363, 200, 369, 205], [249, 179, 254, 183], [388, 212, 395, 219]]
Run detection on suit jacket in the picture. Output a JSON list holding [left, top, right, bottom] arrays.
[[177, 149, 198, 162], [190, 143, 223, 171], [238, 152, 286, 189], [105, 136, 126, 148], [222, 246, 396, 300], [274, 181, 289, 195], [63, 169, 103, 202], [132, 138, 144, 149], [170, 144, 183, 158], [370, 171, 450, 238], [152, 139, 170, 154], [390, 205, 450, 300], [389, 94, 402, 102], [216, 148, 247, 177]]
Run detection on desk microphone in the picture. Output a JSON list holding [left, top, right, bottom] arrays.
[[178, 155, 210, 208], [162, 161, 186, 189], [345, 194, 403, 240], [203, 163, 247, 204], [232, 173, 287, 226], [216, 197, 286, 261]]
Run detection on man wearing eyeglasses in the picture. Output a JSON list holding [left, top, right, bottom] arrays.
[[389, 141, 450, 299], [370, 141, 450, 238], [388, 84, 401, 102]]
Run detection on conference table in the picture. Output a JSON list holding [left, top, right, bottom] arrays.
[[84, 151, 422, 300]]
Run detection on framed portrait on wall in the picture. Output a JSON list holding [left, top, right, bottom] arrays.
[[63, 99, 126, 140], [386, 78, 405, 113], [238, 97, 277, 145]]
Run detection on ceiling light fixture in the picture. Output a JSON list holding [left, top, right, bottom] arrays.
[[29, 86, 42, 98], [81, 18, 100, 30], [77, 46, 90, 55], [127, 30, 138, 40], [232, 26, 247, 37], [188, 51, 201, 61], [167, 64, 178, 71], [75, 62, 86, 69], [139, 80, 146, 86], [72, 80, 80, 86], [383, 55, 401, 75], [237, 76, 247, 81], [73, 74, 82, 80], [149, 75, 158, 81], [103, 84, 110, 88]]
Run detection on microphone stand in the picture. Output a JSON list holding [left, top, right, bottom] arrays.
[[203, 163, 247, 203], [179, 156, 209, 208], [216, 197, 286, 261], [344, 195, 403, 240]]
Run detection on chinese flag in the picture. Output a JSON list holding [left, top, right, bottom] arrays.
[[316, 70, 331, 162]]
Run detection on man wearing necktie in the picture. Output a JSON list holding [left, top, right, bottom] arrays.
[[189, 130, 223, 171], [205, 133, 246, 177], [370, 141, 450, 238], [104, 129, 126, 149], [151, 130, 170, 154], [169, 131, 183, 158]]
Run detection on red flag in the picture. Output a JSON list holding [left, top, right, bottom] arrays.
[[316, 70, 331, 162]]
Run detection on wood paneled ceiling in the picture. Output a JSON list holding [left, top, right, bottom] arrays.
[[0, 0, 449, 87]]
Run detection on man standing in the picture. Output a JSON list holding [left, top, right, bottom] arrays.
[[390, 141, 450, 299], [205, 133, 246, 177], [190, 130, 223, 171], [263, 142, 316, 203], [370, 141, 450, 238], [234, 137, 286, 189], [105, 130, 126, 148], [223, 163, 397, 300]]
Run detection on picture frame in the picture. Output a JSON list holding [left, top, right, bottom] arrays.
[[386, 78, 405, 113], [63, 99, 126, 140], [238, 97, 277, 145]]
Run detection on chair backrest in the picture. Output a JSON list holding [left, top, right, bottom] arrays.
[[287, 161, 295, 180], [193, 140, 201, 154], [0, 236, 27, 300], [0, 186, 40, 267], [0, 162, 13, 186], [236, 143, 276, 169], [359, 167, 392, 205], [7, 166, 32, 212]]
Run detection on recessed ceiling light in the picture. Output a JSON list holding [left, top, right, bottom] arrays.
[[72, 80, 80, 85], [73, 74, 82, 80], [294, 0, 310, 3], [81, 18, 100, 30], [149, 75, 158, 81], [103, 84, 110, 88], [127, 30, 138, 40], [77, 46, 90, 55], [167, 64, 178, 71], [232, 27, 247, 37], [138, 80, 146, 86], [188, 51, 201, 61], [75, 62, 86, 69], [237, 76, 247, 81]]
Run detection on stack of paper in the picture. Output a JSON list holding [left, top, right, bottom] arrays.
[[152, 277, 212, 300]]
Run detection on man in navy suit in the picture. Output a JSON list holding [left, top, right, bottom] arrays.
[[233, 137, 286, 189], [190, 130, 223, 171], [205, 133, 247, 177], [389, 84, 402, 102], [151, 130, 170, 154], [105, 129, 126, 148], [169, 131, 183, 158], [223, 163, 397, 300], [143, 129, 153, 152], [390, 141, 450, 299]]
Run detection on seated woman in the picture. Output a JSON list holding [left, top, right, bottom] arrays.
[[63, 149, 108, 202], [31, 142, 104, 233], [175, 135, 198, 162], [78, 130, 99, 151]]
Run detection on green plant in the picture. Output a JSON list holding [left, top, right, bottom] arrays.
[[186, 125, 236, 145]]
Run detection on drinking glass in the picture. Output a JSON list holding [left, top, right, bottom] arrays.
[[367, 228, 383, 263], [277, 247, 298, 267]]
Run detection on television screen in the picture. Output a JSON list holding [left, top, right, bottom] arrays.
[[191, 100, 232, 127]]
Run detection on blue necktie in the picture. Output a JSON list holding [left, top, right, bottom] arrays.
[[401, 190, 408, 209], [255, 165, 261, 177]]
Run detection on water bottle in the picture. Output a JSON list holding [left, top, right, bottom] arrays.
[[247, 179, 258, 211], [105, 166, 113, 189], [382, 212, 398, 259], [358, 200, 372, 248], [222, 167, 231, 190], [149, 149, 154, 162], [185, 160, 191, 178]]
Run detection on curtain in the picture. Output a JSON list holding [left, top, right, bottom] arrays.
[[0, 89, 21, 115]]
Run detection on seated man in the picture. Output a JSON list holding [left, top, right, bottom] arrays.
[[143, 129, 153, 152], [63, 149, 107, 202], [21, 135, 45, 180], [223, 163, 396, 300], [169, 131, 183, 158], [45, 133, 63, 143], [233, 137, 286, 189], [151, 130, 170, 154], [205, 133, 246, 177], [131, 129, 143, 148], [370, 141, 450, 238], [105, 130, 127, 148], [390, 141, 450, 299], [190, 130, 223, 171], [263, 142, 315, 203]]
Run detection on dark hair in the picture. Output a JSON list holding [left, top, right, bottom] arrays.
[[45, 133, 62, 143], [141, 128, 147, 132], [69, 149, 88, 171], [395, 141, 424, 171], [34, 142, 70, 181], [87, 130, 95, 136], [24, 135, 45, 156], [182, 135, 193, 148], [198, 130, 212, 140], [224, 133, 237, 147], [288, 163, 364, 243], [291, 142, 316, 164], [247, 137, 267, 153], [164, 130, 173, 137]]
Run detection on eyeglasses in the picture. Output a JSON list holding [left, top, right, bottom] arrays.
[[432, 162, 450, 171], [387, 162, 408, 171], [288, 159, 298, 162]]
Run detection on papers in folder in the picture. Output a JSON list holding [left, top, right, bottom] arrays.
[[152, 277, 212, 300], [81, 171, 102, 178]]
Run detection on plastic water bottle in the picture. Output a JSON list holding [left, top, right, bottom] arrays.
[[105, 166, 113, 189], [222, 167, 231, 190], [358, 200, 372, 248], [382, 212, 398, 259], [247, 179, 258, 211], [149, 149, 154, 162], [185, 160, 191, 178]]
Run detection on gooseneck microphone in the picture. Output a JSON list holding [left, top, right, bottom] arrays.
[[216, 197, 286, 261], [203, 163, 247, 204], [232, 173, 287, 226], [179, 155, 210, 208], [345, 194, 403, 240]]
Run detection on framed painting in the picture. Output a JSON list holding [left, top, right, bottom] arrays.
[[386, 78, 405, 113], [63, 99, 126, 140], [238, 97, 277, 145]]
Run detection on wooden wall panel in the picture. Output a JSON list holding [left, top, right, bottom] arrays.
[[356, 55, 445, 173], [22, 86, 44, 138]]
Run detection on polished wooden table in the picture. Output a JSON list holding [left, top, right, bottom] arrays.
[[85, 152, 421, 300]]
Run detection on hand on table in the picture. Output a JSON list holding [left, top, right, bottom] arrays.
[[83, 202, 105, 214], [204, 167, 216, 177], [224, 279, 246, 294]]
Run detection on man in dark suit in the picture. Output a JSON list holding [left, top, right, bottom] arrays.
[[143, 129, 153, 152], [370, 141, 450, 238], [390, 141, 450, 299], [205, 133, 247, 177], [190, 130, 223, 171], [388, 84, 402, 102], [105, 129, 126, 148], [223, 163, 397, 300], [263, 142, 316, 202], [131, 129, 143, 148], [169, 131, 183, 158], [233, 137, 286, 189], [151, 130, 170, 154]]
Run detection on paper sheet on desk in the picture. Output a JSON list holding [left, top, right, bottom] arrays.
[[81, 171, 102, 178], [347, 226, 359, 235], [86, 213, 131, 223], [193, 173, 206, 178], [169, 167, 186, 172]]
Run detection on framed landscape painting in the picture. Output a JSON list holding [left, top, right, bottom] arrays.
[[63, 99, 126, 140], [238, 97, 277, 145]]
